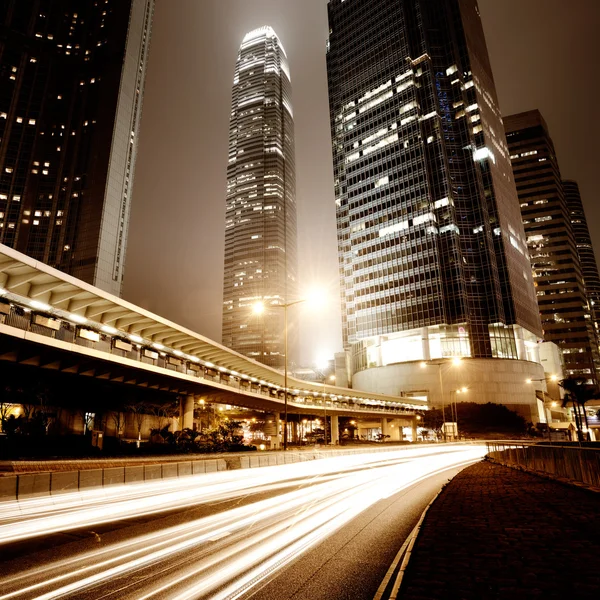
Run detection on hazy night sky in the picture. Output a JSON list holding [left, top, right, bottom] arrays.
[[124, 0, 600, 366]]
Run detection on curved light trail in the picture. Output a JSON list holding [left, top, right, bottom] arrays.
[[0, 445, 485, 599]]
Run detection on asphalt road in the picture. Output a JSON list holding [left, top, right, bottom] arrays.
[[0, 445, 485, 600]]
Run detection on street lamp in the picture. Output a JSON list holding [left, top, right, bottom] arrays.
[[254, 291, 325, 450], [421, 357, 462, 442], [322, 374, 336, 445]]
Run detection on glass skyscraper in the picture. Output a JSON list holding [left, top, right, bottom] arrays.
[[327, 0, 542, 379], [505, 111, 600, 384], [0, 0, 154, 297], [563, 180, 600, 339], [222, 26, 298, 369]]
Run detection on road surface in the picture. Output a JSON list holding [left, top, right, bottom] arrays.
[[0, 444, 485, 599]]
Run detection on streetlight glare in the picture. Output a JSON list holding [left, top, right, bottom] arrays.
[[252, 301, 265, 315], [452, 357, 462, 366], [303, 287, 327, 309]]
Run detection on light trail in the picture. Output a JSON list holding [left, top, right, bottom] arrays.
[[0, 445, 486, 599], [0, 446, 468, 543]]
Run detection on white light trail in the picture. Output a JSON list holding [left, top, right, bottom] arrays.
[[0, 445, 486, 600]]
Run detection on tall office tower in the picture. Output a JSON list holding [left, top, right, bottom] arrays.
[[504, 111, 599, 384], [222, 27, 298, 369], [0, 0, 154, 297], [563, 180, 600, 335], [326, 0, 545, 416]]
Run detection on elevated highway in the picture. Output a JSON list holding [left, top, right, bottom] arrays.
[[0, 244, 426, 421]]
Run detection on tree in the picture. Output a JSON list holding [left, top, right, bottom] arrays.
[[425, 403, 526, 438], [110, 411, 125, 441], [559, 376, 600, 441], [126, 402, 149, 447]]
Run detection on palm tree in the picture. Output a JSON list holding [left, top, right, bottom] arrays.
[[559, 376, 600, 441]]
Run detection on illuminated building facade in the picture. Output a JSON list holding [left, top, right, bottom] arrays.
[[505, 111, 599, 384], [222, 27, 298, 369], [563, 180, 600, 337], [0, 0, 153, 297], [326, 0, 544, 417]]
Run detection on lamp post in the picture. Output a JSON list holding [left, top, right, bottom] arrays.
[[323, 374, 336, 445], [421, 357, 462, 442], [253, 298, 306, 451], [527, 375, 559, 441]]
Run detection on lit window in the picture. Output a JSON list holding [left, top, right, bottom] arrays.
[[28, 119, 36, 125], [34, 211, 42, 217], [5, 167, 13, 173], [33, 220, 39, 226]]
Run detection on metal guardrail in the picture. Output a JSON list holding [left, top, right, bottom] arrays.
[[486, 442, 600, 489]]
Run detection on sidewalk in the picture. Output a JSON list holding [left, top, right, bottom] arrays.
[[398, 460, 600, 600]]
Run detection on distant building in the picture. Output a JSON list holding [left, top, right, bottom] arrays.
[[326, 0, 545, 420], [0, 0, 154, 296], [563, 179, 600, 336], [222, 26, 298, 369], [504, 111, 600, 385]]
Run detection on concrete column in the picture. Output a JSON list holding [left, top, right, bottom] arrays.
[[412, 417, 418, 443], [381, 417, 389, 440], [389, 419, 401, 441], [329, 414, 339, 445], [272, 413, 281, 449], [182, 395, 194, 430]]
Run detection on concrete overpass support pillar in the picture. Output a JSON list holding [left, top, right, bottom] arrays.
[[381, 418, 390, 441], [273, 413, 281, 449], [329, 415, 339, 445], [389, 419, 401, 441], [182, 394, 195, 430], [412, 417, 418, 443]]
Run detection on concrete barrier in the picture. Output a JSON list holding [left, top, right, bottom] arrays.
[[80, 469, 103, 489], [0, 443, 442, 502], [0, 476, 17, 502], [51, 471, 79, 495], [18, 473, 51, 499]]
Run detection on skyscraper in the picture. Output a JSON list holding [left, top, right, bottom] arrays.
[[326, 0, 545, 416], [222, 26, 298, 369], [0, 0, 153, 297], [504, 110, 599, 384], [563, 180, 600, 336]]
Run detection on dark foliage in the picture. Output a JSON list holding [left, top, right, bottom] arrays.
[[424, 402, 526, 435]]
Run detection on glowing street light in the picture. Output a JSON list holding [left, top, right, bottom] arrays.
[[253, 290, 326, 450], [421, 357, 463, 441]]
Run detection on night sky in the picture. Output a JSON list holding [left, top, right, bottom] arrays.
[[124, 0, 600, 367]]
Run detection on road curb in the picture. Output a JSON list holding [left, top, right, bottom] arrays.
[[373, 488, 443, 600]]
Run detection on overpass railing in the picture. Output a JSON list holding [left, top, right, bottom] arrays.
[[486, 442, 600, 489], [0, 303, 417, 416]]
